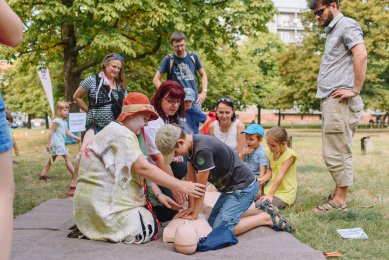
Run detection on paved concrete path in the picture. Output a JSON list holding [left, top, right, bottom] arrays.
[[12, 199, 324, 260]]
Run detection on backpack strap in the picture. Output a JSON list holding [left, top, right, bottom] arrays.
[[187, 51, 200, 86], [168, 51, 198, 80], [88, 74, 122, 109], [187, 51, 197, 69], [168, 53, 174, 80]]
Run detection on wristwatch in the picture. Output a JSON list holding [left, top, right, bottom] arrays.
[[352, 88, 360, 95]]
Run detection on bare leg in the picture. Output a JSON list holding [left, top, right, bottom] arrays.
[[63, 155, 77, 187], [332, 186, 348, 205], [0, 150, 15, 260], [234, 209, 272, 236], [40, 155, 56, 177], [73, 153, 81, 183], [71, 129, 95, 187], [240, 207, 262, 217]]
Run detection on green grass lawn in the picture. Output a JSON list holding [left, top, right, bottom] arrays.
[[12, 127, 389, 259]]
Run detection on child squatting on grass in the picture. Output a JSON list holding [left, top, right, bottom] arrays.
[[256, 126, 298, 209], [39, 101, 80, 198], [239, 123, 269, 200], [155, 124, 294, 237]]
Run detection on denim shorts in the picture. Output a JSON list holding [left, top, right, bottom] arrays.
[[0, 95, 12, 153], [208, 181, 258, 231]]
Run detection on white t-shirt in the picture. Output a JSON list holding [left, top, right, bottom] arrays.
[[213, 120, 239, 152], [143, 117, 165, 164]]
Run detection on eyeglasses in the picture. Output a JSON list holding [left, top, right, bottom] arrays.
[[217, 97, 234, 105], [105, 53, 125, 63], [313, 5, 329, 16], [172, 43, 186, 49], [164, 98, 182, 105]]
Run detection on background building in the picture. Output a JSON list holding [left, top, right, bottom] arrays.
[[267, 0, 307, 44]]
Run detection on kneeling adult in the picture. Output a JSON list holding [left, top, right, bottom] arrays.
[[73, 93, 205, 244]]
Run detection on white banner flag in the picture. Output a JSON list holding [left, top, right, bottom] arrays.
[[38, 68, 55, 115]]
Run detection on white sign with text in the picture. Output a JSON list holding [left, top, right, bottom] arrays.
[[337, 228, 368, 239], [68, 113, 87, 132]]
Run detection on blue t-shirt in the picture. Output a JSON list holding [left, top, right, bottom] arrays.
[[185, 106, 207, 134], [158, 52, 203, 98], [245, 145, 269, 175]]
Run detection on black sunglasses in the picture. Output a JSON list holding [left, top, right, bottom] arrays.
[[106, 53, 125, 63], [313, 5, 329, 16]]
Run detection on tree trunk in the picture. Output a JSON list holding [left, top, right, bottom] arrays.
[[27, 114, 32, 129], [62, 14, 81, 113], [278, 109, 281, 126], [257, 104, 261, 124], [45, 113, 49, 129]]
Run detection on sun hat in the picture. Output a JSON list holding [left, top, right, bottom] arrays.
[[116, 92, 159, 122], [240, 124, 265, 137], [184, 88, 196, 102], [155, 124, 182, 165]]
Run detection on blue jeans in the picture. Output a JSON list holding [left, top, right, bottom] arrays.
[[0, 95, 12, 153], [208, 181, 258, 231]]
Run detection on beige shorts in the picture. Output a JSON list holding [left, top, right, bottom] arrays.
[[321, 95, 363, 187]]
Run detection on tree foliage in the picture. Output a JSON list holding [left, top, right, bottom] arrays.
[[0, 59, 63, 116], [202, 33, 286, 111], [1, 0, 276, 113]]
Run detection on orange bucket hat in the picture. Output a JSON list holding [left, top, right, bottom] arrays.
[[116, 92, 159, 122]]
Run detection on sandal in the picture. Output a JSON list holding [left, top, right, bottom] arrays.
[[258, 199, 295, 233], [323, 193, 334, 201], [39, 175, 48, 181], [313, 200, 347, 213], [67, 225, 88, 240], [66, 185, 76, 198]]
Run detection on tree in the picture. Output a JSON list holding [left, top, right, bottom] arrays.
[[0, 58, 65, 127], [202, 33, 287, 124], [1, 0, 276, 112]]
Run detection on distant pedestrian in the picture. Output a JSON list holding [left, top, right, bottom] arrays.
[[39, 102, 80, 198], [309, 0, 367, 212]]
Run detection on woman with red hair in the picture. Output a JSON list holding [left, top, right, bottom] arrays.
[[144, 80, 190, 222]]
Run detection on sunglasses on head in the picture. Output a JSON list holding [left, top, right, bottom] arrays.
[[313, 5, 330, 16], [106, 53, 125, 63], [217, 97, 234, 105]]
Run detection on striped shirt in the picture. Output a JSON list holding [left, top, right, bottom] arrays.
[[80, 74, 127, 131], [316, 13, 364, 99]]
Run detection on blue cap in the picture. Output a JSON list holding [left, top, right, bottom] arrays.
[[184, 88, 196, 102], [240, 124, 264, 137]]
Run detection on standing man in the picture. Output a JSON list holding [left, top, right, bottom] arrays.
[[310, 0, 367, 212], [153, 31, 208, 107]]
